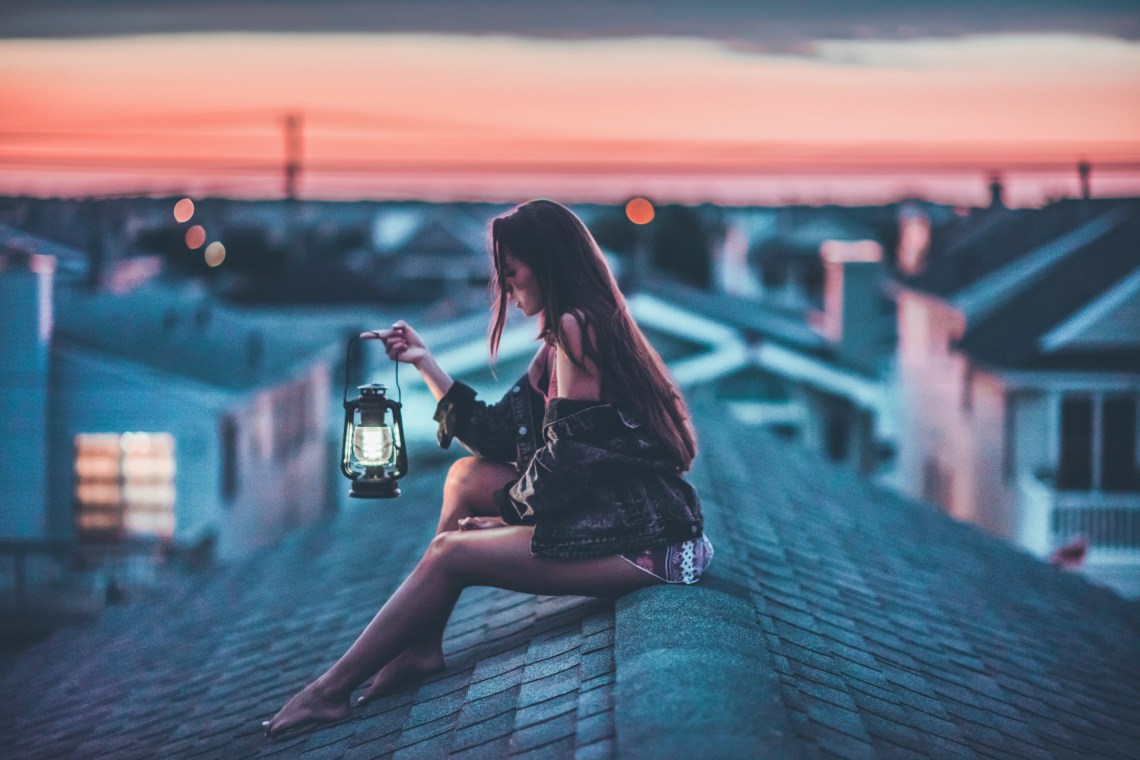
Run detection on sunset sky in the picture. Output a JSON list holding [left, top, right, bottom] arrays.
[[1, 1, 1138, 206]]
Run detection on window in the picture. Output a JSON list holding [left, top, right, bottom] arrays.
[[825, 415, 850, 463], [75, 433, 175, 541], [1058, 394, 1138, 492], [923, 457, 952, 510]]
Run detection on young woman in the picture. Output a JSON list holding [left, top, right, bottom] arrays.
[[264, 199, 712, 736]]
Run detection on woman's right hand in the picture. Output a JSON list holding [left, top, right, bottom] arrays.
[[362, 320, 429, 367]]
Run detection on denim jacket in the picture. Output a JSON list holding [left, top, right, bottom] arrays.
[[433, 377, 703, 558]]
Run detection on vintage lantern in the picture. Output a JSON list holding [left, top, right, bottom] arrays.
[[341, 339, 408, 498]]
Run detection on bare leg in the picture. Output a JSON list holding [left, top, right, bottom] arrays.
[[356, 457, 516, 704], [264, 525, 659, 736], [264, 458, 509, 734]]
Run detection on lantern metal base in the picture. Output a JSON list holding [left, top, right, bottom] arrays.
[[349, 478, 401, 499]]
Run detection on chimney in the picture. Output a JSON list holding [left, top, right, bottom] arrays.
[[896, 203, 931, 277], [988, 174, 1005, 210], [819, 240, 886, 374], [1078, 160, 1091, 200]]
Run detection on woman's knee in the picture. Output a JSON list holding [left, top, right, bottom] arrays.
[[425, 531, 468, 575], [442, 457, 481, 505]]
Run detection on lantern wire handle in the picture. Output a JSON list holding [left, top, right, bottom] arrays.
[[343, 333, 402, 406]]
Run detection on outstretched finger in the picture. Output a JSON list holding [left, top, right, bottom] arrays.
[[360, 329, 390, 340]]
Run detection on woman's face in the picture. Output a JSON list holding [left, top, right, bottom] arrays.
[[501, 250, 542, 317]]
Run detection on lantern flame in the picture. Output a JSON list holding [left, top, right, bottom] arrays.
[[353, 425, 394, 466]]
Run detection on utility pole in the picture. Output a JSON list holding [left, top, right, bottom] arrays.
[[283, 112, 303, 200], [283, 112, 304, 273]]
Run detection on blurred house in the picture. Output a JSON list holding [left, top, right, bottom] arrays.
[[0, 229, 336, 573], [893, 198, 1140, 596], [639, 205, 910, 479], [638, 275, 894, 479], [716, 205, 895, 312]]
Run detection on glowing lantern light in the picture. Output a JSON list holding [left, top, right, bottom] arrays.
[[341, 338, 408, 498], [625, 197, 655, 225], [173, 198, 195, 223]]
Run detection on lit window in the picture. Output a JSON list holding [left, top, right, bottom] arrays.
[[75, 433, 176, 541]]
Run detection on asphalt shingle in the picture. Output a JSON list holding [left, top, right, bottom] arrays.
[[3, 398, 1139, 759]]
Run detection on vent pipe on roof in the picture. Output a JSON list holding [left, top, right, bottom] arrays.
[[1078, 160, 1091, 200]]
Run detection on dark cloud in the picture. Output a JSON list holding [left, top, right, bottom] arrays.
[[2, 0, 1137, 47]]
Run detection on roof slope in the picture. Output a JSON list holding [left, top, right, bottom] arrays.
[[0, 464, 619, 760], [907, 199, 1129, 299], [2, 405, 1139, 758], [956, 209, 1140, 371], [53, 280, 335, 391], [663, 403, 1140, 758]]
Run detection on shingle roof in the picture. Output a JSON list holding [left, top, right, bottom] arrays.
[[53, 280, 336, 392], [3, 404, 1139, 759], [907, 199, 1128, 299], [955, 206, 1140, 372]]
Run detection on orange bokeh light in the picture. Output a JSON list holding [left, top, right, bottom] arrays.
[[173, 198, 195, 223], [185, 225, 206, 249], [625, 198, 655, 225]]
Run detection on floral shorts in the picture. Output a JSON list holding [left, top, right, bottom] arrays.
[[619, 535, 714, 584]]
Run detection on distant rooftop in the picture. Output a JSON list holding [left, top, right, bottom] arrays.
[[3, 401, 1137, 758], [53, 279, 337, 392]]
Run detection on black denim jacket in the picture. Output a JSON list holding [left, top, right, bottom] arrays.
[[433, 377, 703, 558]]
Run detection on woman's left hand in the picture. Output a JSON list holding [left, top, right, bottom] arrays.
[[458, 516, 508, 531]]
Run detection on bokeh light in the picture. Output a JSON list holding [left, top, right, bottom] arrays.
[[204, 242, 226, 267], [173, 198, 195, 223], [625, 198, 655, 225], [185, 225, 206, 249]]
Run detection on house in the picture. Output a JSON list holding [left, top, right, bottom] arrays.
[[893, 198, 1140, 596], [0, 231, 337, 567]]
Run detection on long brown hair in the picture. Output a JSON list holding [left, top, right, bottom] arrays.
[[489, 199, 697, 470]]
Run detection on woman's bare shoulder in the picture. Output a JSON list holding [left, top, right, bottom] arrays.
[[557, 310, 594, 360], [554, 311, 600, 399]]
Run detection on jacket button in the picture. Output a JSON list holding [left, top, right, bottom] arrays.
[[512, 385, 521, 394], [518, 426, 528, 436], [690, 525, 699, 534]]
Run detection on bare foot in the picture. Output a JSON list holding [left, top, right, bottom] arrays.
[[357, 647, 445, 705], [263, 679, 350, 737]]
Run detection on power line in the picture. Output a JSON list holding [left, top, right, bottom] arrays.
[[2, 154, 1139, 176]]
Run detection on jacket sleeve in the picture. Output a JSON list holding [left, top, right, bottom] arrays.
[[501, 398, 613, 522], [432, 381, 517, 462]]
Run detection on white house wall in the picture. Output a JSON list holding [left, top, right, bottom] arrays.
[[896, 291, 975, 521], [50, 350, 331, 559], [969, 368, 1014, 537], [215, 364, 330, 560], [49, 348, 233, 545]]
